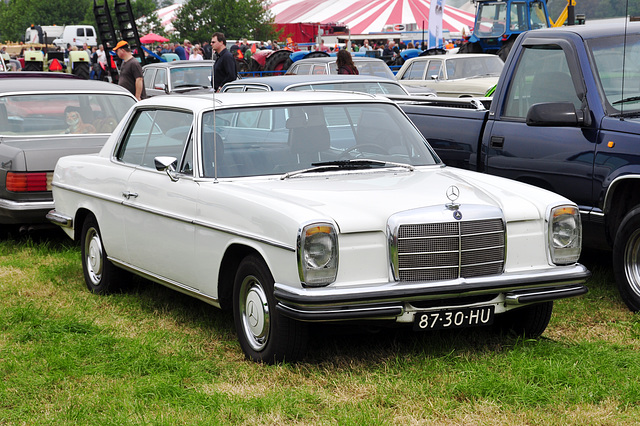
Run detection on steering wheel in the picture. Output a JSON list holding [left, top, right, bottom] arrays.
[[340, 143, 387, 158]]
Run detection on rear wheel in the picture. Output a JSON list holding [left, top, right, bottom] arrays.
[[81, 215, 123, 294], [613, 206, 640, 312], [498, 302, 553, 338], [233, 254, 308, 363]]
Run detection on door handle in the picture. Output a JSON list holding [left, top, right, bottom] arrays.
[[122, 191, 138, 199], [490, 136, 504, 149]]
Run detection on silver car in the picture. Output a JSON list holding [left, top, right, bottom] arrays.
[[0, 77, 136, 232]]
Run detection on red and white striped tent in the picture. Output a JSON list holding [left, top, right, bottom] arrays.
[[269, 0, 475, 35], [153, 1, 475, 36]]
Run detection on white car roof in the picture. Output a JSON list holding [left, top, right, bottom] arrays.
[[135, 91, 390, 111]]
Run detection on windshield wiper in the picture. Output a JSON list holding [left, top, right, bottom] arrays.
[[174, 84, 209, 89], [613, 96, 640, 105], [280, 159, 414, 180]]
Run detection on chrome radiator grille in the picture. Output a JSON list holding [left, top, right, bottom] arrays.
[[395, 218, 505, 282]]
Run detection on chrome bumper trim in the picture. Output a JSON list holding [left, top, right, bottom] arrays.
[[0, 198, 53, 211], [274, 264, 590, 320], [46, 210, 73, 228]]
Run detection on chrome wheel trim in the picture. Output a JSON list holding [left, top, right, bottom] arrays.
[[624, 228, 640, 298], [84, 227, 104, 286], [239, 274, 270, 352]]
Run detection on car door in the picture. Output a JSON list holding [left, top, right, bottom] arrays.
[[116, 108, 200, 289], [484, 40, 597, 211]]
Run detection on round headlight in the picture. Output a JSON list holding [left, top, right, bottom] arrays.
[[304, 232, 334, 268], [553, 214, 579, 248]]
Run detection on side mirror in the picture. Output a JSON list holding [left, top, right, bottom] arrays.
[[526, 102, 587, 127], [153, 83, 168, 93], [154, 156, 179, 181]]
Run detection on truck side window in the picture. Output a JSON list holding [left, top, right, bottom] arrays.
[[503, 45, 581, 119]]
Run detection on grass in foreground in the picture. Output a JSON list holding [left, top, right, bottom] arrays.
[[1, 234, 639, 425]]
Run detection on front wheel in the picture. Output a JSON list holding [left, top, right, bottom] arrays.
[[81, 215, 123, 294], [233, 254, 308, 363], [613, 206, 640, 312], [498, 302, 553, 338]]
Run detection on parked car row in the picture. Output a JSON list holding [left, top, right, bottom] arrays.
[[0, 69, 590, 364]]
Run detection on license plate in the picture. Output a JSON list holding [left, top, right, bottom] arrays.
[[414, 306, 494, 331]]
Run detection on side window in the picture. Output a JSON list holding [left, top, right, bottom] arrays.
[[143, 69, 155, 89], [117, 109, 193, 168], [402, 61, 427, 80], [296, 64, 313, 74], [502, 45, 580, 119], [313, 64, 327, 75], [180, 132, 194, 175], [154, 69, 167, 88], [426, 60, 442, 79]]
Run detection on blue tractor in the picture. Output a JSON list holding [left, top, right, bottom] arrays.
[[459, 0, 552, 60]]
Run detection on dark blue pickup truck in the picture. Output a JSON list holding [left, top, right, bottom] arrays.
[[400, 22, 640, 311]]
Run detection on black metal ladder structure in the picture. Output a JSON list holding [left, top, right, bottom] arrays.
[[93, 0, 145, 82]]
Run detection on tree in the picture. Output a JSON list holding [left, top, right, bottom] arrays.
[[172, 0, 276, 44], [0, 0, 165, 43]]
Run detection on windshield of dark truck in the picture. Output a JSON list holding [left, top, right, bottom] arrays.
[[588, 33, 640, 115]]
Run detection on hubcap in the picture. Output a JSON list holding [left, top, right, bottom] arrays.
[[624, 229, 640, 297], [84, 228, 103, 286], [239, 275, 270, 351]]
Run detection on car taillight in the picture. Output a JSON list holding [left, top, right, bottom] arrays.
[[6, 172, 52, 192]]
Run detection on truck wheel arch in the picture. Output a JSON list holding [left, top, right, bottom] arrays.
[[604, 176, 640, 241]]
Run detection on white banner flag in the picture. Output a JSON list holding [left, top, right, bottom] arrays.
[[428, 0, 446, 49]]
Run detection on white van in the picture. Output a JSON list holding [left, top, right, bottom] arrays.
[[52, 25, 97, 48]]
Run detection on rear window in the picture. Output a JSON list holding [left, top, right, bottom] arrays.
[[0, 93, 135, 136]]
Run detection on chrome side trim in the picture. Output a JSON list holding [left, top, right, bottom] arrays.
[[53, 182, 295, 252], [603, 175, 640, 214], [46, 210, 73, 228], [109, 257, 221, 309], [0, 198, 53, 211]]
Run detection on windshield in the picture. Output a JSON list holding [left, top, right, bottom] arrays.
[[588, 33, 640, 115], [329, 60, 395, 79], [475, 2, 507, 38], [446, 56, 503, 79], [201, 102, 439, 178], [170, 66, 212, 88], [0, 93, 135, 136], [287, 81, 408, 95]]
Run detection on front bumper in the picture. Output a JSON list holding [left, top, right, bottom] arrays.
[[274, 264, 590, 321]]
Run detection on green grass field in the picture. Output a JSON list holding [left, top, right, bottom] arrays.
[[1, 232, 639, 424]]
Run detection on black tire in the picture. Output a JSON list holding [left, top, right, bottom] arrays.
[[233, 254, 308, 363], [72, 62, 90, 79], [81, 215, 123, 294], [24, 61, 43, 72], [498, 302, 553, 338], [613, 206, 640, 312], [264, 50, 292, 75], [458, 41, 483, 54], [497, 38, 516, 62], [235, 58, 249, 73]]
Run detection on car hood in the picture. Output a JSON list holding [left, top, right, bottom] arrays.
[[224, 166, 561, 234], [0, 135, 107, 171]]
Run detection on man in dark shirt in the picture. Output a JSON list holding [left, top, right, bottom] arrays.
[[211, 32, 237, 91], [113, 40, 146, 100]]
